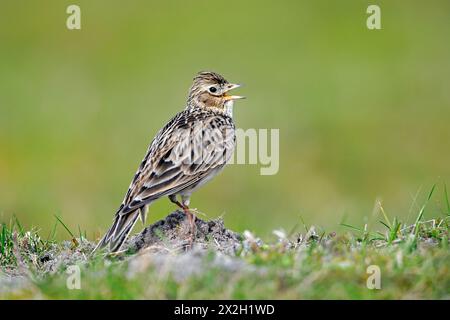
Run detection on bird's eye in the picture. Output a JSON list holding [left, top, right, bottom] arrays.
[[209, 86, 217, 93]]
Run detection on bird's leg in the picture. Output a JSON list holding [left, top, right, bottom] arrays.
[[182, 197, 196, 246], [168, 195, 196, 244], [181, 195, 195, 237], [168, 194, 185, 211], [185, 209, 196, 241]]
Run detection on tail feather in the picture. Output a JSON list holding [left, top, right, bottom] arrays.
[[139, 205, 148, 225], [93, 210, 140, 253]]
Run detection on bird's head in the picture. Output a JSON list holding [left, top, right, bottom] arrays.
[[187, 71, 244, 114]]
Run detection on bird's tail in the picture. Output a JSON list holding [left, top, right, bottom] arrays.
[[93, 209, 140, 253]]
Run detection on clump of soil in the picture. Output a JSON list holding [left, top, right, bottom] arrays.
[[127, 210, 243, 255], [123, 211, 255, 281]]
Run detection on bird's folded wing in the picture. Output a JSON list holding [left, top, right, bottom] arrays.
[[118, 115, 235, 215]]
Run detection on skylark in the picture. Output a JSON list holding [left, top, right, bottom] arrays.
[[95, 71, 244, 252]]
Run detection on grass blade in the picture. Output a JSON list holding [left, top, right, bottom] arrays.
[[379, 220, 390, 230], [340, 223, 363, 232], [444, 183, 450, 215], [13, 215, 24, 237], [379, 202, 391, 229], [413, 183, 436, 234], [54, 215, 79, 246]]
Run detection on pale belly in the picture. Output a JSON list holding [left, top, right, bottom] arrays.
[[178, 166, 226, 198]]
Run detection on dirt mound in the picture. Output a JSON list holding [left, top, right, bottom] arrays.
[[127, 210, 243, 255]]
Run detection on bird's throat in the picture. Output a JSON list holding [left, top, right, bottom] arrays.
[[224, 100, 234, 117]]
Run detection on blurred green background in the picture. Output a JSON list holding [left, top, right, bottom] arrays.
[[1, 0, 449, 240]]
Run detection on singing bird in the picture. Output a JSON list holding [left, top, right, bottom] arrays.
[[94, 71, 245, 252]]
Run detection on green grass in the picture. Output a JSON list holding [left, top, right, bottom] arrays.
[[1, 211, 448, 299]]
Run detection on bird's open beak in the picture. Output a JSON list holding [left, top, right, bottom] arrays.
[[223, 83, 245, 100]]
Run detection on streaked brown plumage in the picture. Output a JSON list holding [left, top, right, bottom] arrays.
[[94, 71, 244, 252]]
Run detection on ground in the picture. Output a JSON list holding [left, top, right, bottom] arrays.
[[0, 210, 449, 299]]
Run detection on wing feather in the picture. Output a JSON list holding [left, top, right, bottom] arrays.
[[119, 109, 235, 215]]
